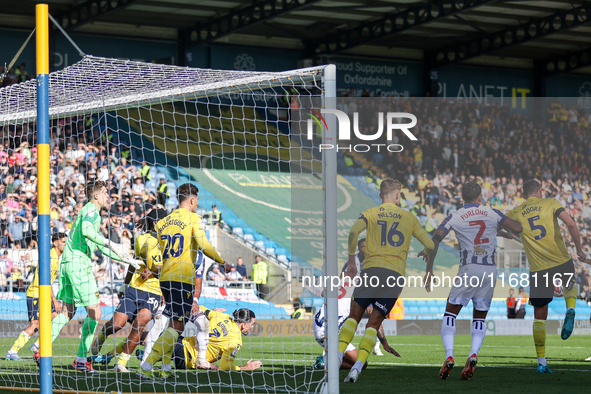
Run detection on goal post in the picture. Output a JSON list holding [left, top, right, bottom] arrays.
[[1, 48, 339, 393], [35, 5, 53, 394]]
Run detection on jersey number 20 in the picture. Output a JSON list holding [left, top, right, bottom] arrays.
[[161, 234, 185, 258]]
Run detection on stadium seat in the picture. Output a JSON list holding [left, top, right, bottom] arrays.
[[243, 234, 255, 244], [277, 255, 289, 264], [265, 248, 275, 256], [233, 227, 244, 238], [155, 173, 166, 180], [254, 240, 265, 250], [165, 198, 178, 211], [418, 306, 431, 315]]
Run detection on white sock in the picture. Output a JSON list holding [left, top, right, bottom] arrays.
[[195, 314, 209, 364], [374, 341, 380, 351], [470, 318, 486, 356], [352, 360, 363, 372], [142, 314, 168, 364], [162, 363, 171, 371], [441, 312, 457, 359], [141, 361, 153, 371], [567, 307, 574, 312], [75, 356, 87, 364], [538, 357, 547, 366]]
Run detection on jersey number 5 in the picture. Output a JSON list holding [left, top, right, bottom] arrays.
[[377, 221, 405, 247], [161, 234, 185, 258], [469, 220, 489, 245], [527, 215, 547, 240]]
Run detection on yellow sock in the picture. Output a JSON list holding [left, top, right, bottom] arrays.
[[338, 318, 357, 353], [533, 319, 546, 358], [98, 330, 106, 341], [146, 328, 178, 367], [10, 331, 31, 353], [564, 285, 577, 309], [114, 338, 127, 355], [117, 352, 131, 367], [356, 328, 377, 365]]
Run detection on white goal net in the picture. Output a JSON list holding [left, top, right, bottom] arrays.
[[0, 55, 332, 394]]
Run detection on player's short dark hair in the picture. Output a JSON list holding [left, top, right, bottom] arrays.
[[137, 208, 168, 232], [462, 181, 481, 203], [523, 179, 541, 198], [51, 232, 67, 243], [380, 178, 402, 196], [233, 308, 256, 324], [86, 180, 109, 198], [177, 183, 199, 204], [358, 238, 366, 249]]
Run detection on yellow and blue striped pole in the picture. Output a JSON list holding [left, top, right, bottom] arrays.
[[36, 4, 52, 394]]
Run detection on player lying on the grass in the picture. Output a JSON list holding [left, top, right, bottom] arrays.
[[89, 208, 168, 372], [6, 233, 67, 360], [139, 183, 226, 380], [312, 281, 399, 370], [33, 181, 143, 372], [419, 181, 523, 381], [145, 307, 262, 374], [506, 179, 586, 374], [338, 179, 434, 383]]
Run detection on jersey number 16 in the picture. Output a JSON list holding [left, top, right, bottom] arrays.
[[377, 221, 405, 247]]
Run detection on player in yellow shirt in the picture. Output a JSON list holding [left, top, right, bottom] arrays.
[[139, 183, 225, 380], [6, 233, 68, 360], [506, 179, 586, 374], [150, 307, 262, 371], [89, 208, 167, 372], [338, 179, 434, 383]]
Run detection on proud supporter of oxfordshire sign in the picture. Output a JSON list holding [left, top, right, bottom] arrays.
[[306, 108, 418, 152]]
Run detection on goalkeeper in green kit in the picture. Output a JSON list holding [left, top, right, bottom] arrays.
[[34, 180, 143, 373]]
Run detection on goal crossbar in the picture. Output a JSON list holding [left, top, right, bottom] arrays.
[[0, 55, 327, 123]]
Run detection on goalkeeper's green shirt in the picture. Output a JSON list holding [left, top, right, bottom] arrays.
[[61, 201, 122, 267]]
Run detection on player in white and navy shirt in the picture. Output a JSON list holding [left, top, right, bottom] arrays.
[[420, 181, 522, 381]]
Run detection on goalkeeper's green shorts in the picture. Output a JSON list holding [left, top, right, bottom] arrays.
[[57, 263, 99, 307]]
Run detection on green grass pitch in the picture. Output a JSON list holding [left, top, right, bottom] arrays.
[[0, 335, 590, 393]]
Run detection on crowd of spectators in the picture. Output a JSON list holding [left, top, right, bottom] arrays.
[[1, 63, 33, 87], [337, 92, 591, 302], [0, 113, 179, 290]]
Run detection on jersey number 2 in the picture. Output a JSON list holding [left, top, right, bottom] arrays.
[[469, 220, 489, 245], [377, 221, 405, 247], [161, 234, 185, 258]]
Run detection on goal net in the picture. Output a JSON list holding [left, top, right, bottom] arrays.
[[0, 55, 332, 394]]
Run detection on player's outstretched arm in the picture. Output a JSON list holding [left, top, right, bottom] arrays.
[[81, 219, 132, 262], [499, 216, 523, 235], [558, 210, 586, 261], [418, 228, 444, 293], [241, 358, 263, 371], [377, 324, 400, 357], [346, 218, 366, 278]]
